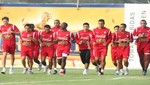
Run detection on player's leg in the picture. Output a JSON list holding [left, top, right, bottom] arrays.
[[143, 53, 150, 76], [80, 50, 87, 75], [47, 57, 53, 75], [58, 59, 62, 66], [53, 55, 58, 74], [1, 52, 8, 74], [60, 56, 67, 75], [34, 46, 42, 71], [83, 50, 90, 75], [41, 56, 48, 73], [123, 58, 129, 75], [27, 57, 33, 74], [137, 49, 145, 71], [9, 54, 15, 74], [21, 56, 28, 74], [100, 56, 106, 75]]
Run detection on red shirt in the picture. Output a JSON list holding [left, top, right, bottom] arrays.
[[114, 31, 133, 47], [76, 30, 94, 50], [20, 31, 37, 47], [56, 30, 75, 47], [133, 27, 150, 47], [51, 26, 61, 49], [111, 32, 118, 49], [40, 31, 54, 43], [93, 27, 112, 47], [33, 30, 40, 46], [0, 24, 19, 44]]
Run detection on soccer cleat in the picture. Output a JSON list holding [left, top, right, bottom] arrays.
[[142, 70, 147, 76], [100, 72, 104, 75], [125, 69, 129, 75], [59, 71, 65, 75], [115, 72, 119, 76], [9, 68, 14, 74], [83, 69, 88, 75], [47, 70, 52, 75], [120, 71, 124, 76], [28, 70, 33, 75], [1, 68, 6, 74], [53, 70, 58, 74], [22, 68, 28, 74], [98, 67, 101, 75], [38, 63, 42, 71], [43, 65, 48, 73]]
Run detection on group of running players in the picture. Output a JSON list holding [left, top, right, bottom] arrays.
[[0, 16, 150, 76]]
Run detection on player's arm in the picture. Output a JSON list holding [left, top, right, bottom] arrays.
[[11, 25, 20, 35], [71, 33, 76, 43], [92, 30, 97, 45], [104, 30, 112, 46], [75, 32, 83, 45]]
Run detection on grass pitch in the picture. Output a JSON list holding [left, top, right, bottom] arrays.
[[0, 68, 149, 85]]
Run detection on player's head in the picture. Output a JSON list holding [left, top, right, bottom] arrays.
[[30, 24, 35, 31], [2, 17, 9, 25], [120, 23, 127, 32], [44, 24, 51, 33], [140, 20, 147, 28], [24, 24, 32, 32], [98, 19, 105, 28], [114, 25, 119, 32], [83, 22, 90, 31], [54, 19, 60, 27], [61, 22, 68, 30]]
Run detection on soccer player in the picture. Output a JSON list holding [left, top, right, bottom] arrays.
[[114, 23, 133, 76], [133, 20, 150, 76], [111, 25, 119, 67], [55, 22, 75, 75], [76, 22, 94, 75], [20, 24, 38, 74], [39, 25, 54, 74], [30, 24, 42, 71], [50, 19, 61, 74], [93, 19, 112, 75], [0, 17, 20, 74]]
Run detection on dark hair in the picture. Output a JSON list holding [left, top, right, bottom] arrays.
[[114, 25, 119, 29], [30, 24, 35, 29], [54, 19, 60, 24], [44, 25, 51, 29], [83, 22, 90, 26], [140, 19, 147, 23], [24, 24, 31, 28], [120, 23, 127, 28], [2, 17, 9, 21], [62, 22, 68, 27], [98, 19, 105, 24]]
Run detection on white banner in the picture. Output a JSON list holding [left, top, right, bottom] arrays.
[[125, 4, 150, 69]]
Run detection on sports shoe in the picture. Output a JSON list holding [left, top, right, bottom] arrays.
[[142, 70, 147, 76], [120, 71, 124, 76], [124, 69, 129, 75], [53, 70, 58, 74], [115, 71, 119, 76], [59, 71, 65, 75], [47, 69, 52, 75], [98, 67, 101, 75], [83, 69, 88, 75], [22, 68, 28, 74], [9, 68, 14, 74], [28, 70, 33, 75], [43, 65, 48, 73], [1, 68, 6, 74], [38, 63, 42, 71]]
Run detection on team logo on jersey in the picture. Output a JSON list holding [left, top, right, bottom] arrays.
[[104, 31, 106, 34]]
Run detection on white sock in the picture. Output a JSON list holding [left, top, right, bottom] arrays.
[[54, 68, 57, 70], [101, 69, 104, 72], [10, 66, 13, 69], [116, 70, 119, 73], [60, 69, 64, 72], [120, 69, 123, 73], [2, 67, 6, 70]]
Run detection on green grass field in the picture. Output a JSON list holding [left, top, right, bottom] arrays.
[[0, 68, 149, 85]]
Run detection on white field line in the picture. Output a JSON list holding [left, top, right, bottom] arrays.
[[110, 76, 150, 80], [0, 79, 94, 85]]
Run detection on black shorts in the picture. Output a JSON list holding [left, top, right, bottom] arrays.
[[79, 49, 90, 64]]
